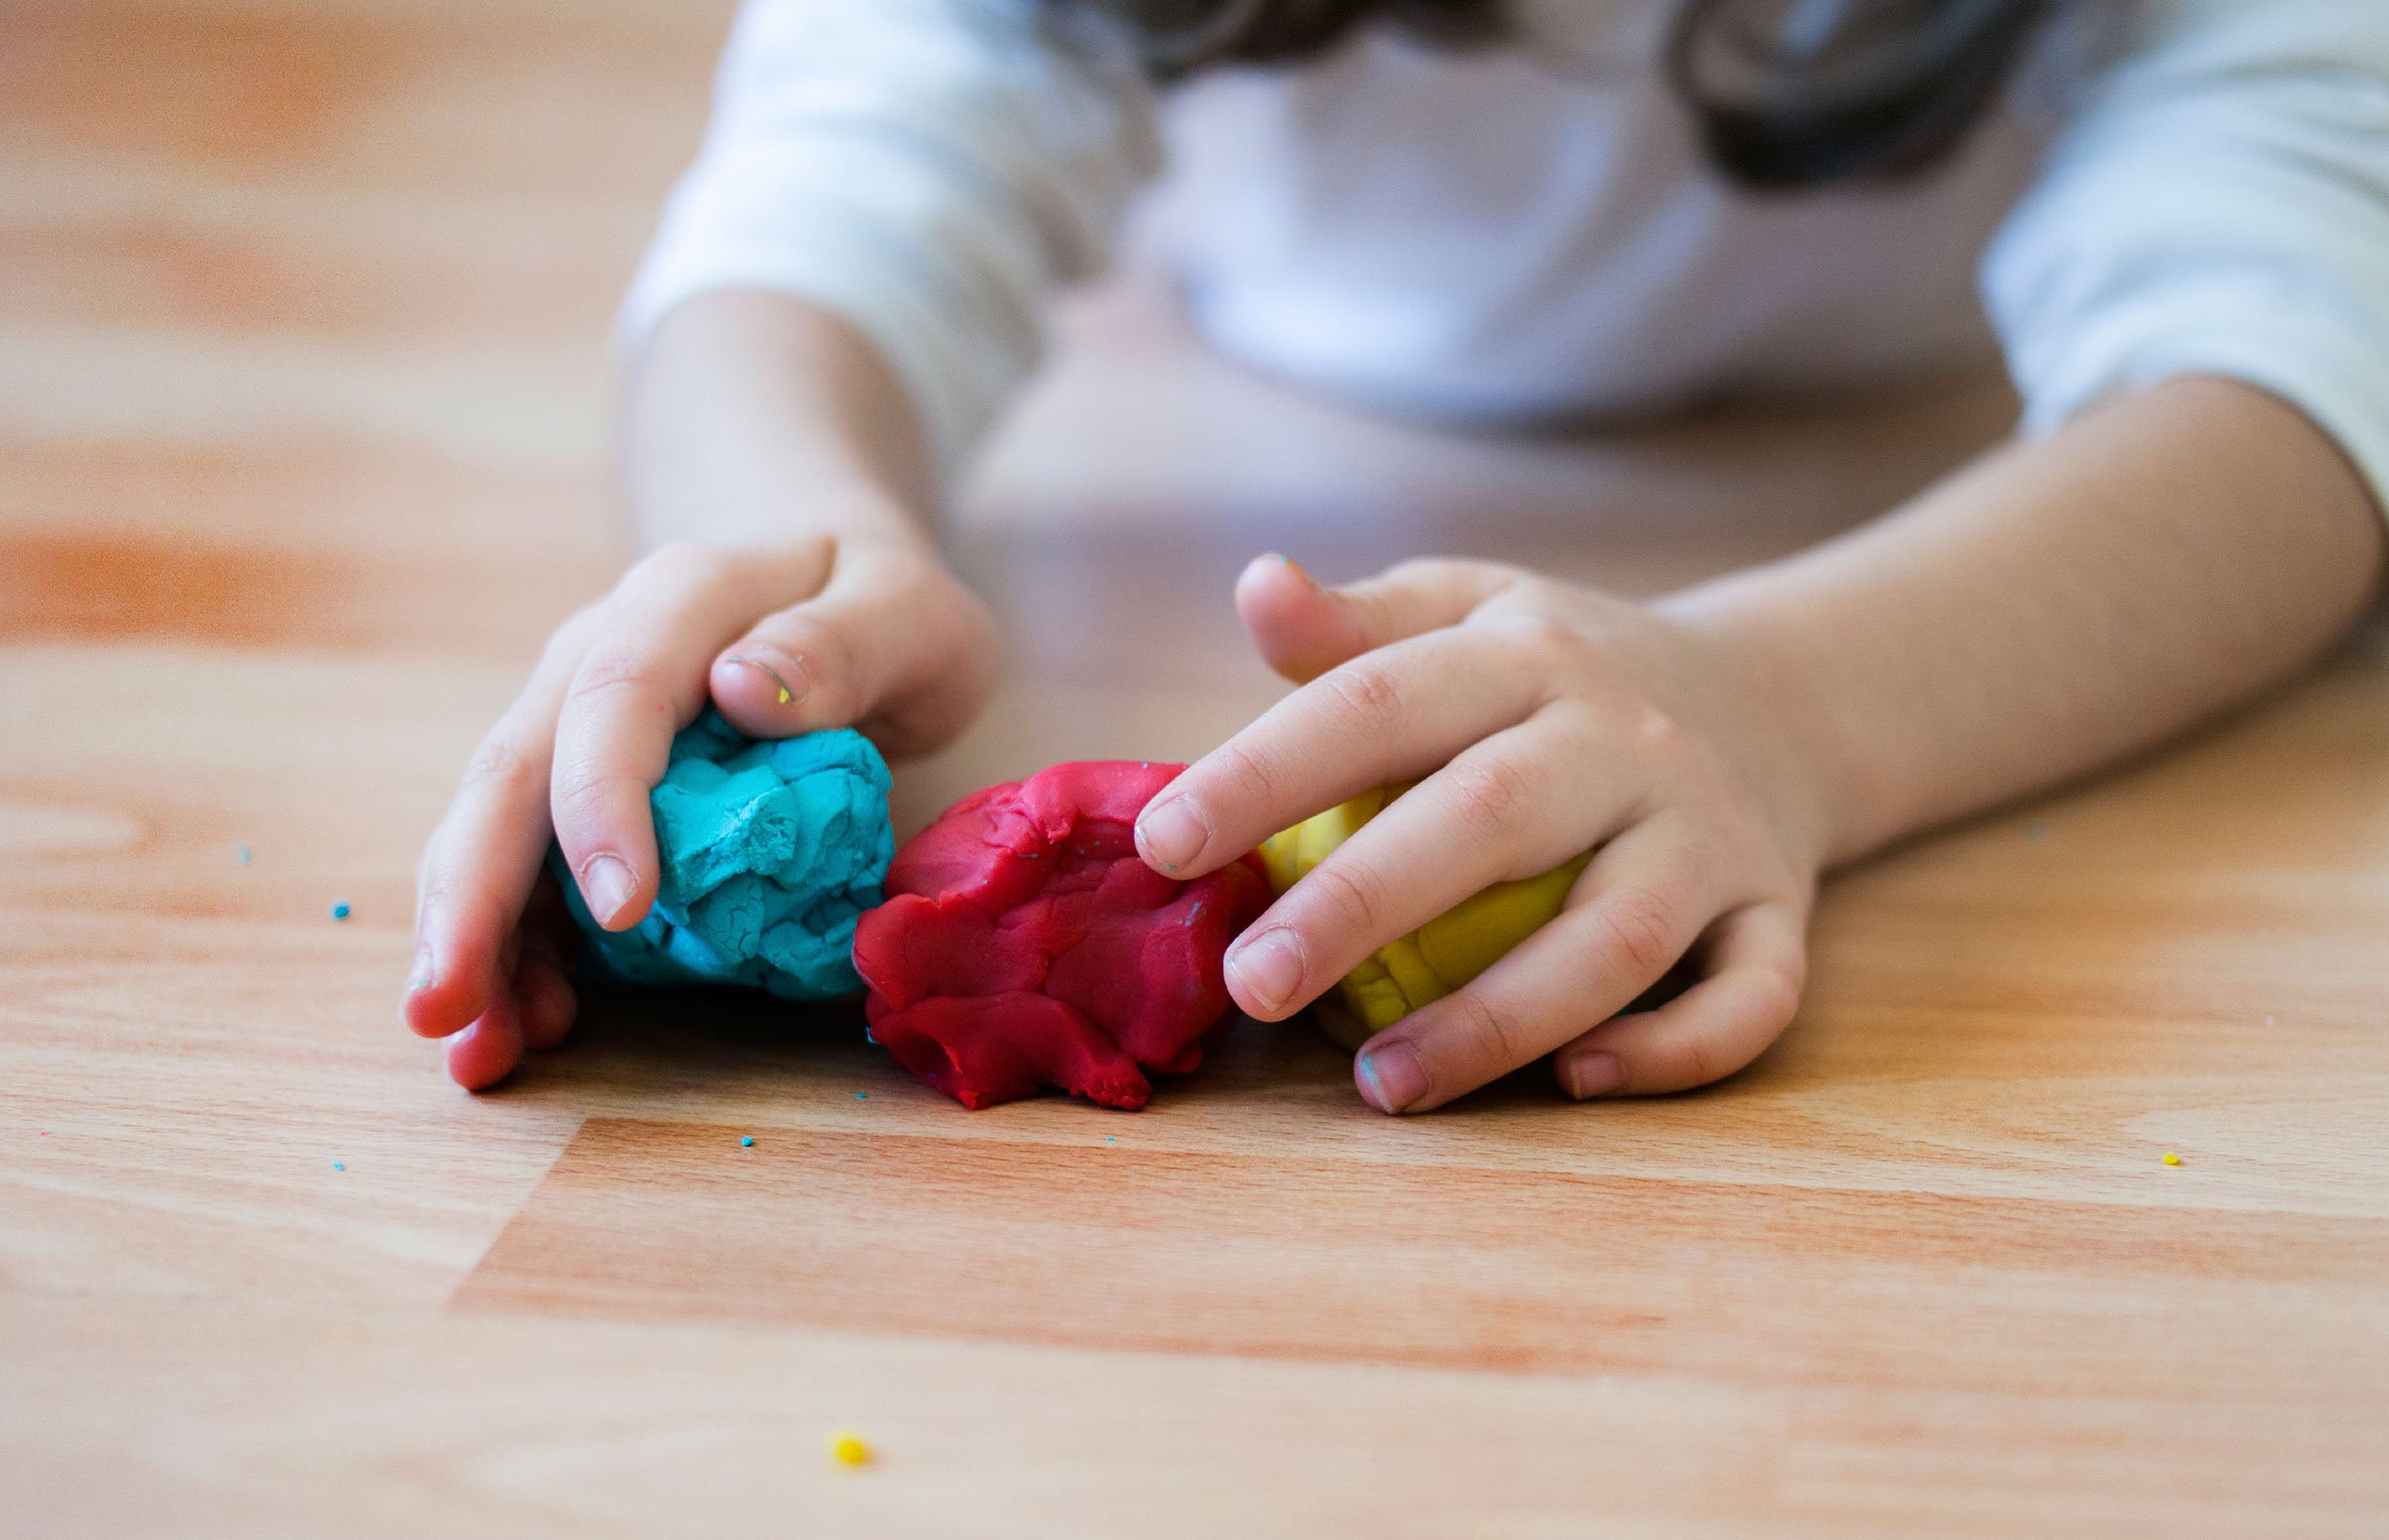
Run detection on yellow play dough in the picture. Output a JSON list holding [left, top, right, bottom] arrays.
[[1259, 783, 1590, 1050]]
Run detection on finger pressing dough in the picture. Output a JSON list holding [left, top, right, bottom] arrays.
[[853, 762, 1270, 1110], [1259, 783, 1591, 1049], [553, 711, 893, 999]]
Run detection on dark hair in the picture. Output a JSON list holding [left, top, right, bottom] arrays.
[[1047, 0, 2056, 191]]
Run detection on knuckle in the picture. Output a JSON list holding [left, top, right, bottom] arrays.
[[1480, 571, 1553, 611], [1500, 611, 1577, 668], [1475, 614, 1574, 684], [787, 532, 838, 574], [907, 566, 995, 651], [547, 765, 624, 832], [541, 606, 603, 668], [628, 541, 734, 596], [1301, 856, 1393, 938], [953, 594, 1003, 673], [1214, 737, 1283, 809], [413, 846, 452, 911], [412, 841, 486, 932], [1322, 657, 1407, 725], [1441, 751, 1541, 836], [1506, 614, 1576, 661], [1340, 582, 1398, 643], [1677, 1032, 1726, 1089], [1382, 555, 1458, 594], [1595, 887, 1685, 979], [1748, 965, 1805, 1031], [1439, 988, 1539, 1072], [459, 732, 538, 794], [565, 652, 665, 713], [1629, 705, 1695, 763]]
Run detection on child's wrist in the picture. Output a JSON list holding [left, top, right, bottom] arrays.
[[633, 479, 938, 560], [1661, 584, 1877, 875]]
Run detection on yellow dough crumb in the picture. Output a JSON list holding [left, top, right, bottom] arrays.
[[828, 1430, 872, 1467], [2162, 1152, 2182, 1167], [1261, 782, 1589, 1048]]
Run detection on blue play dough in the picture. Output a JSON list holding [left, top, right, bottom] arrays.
[[552, 712, 893, 999]]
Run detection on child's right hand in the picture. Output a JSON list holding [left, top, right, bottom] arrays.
[[401, 531, 998, 1089]]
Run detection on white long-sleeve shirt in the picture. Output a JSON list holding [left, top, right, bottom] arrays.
[[621, 0, 2389, 509]]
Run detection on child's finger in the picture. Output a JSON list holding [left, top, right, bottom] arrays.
[[514, 877, 579, 1052], [1548, 902, 1808, 1099], [709, 542, 996, 757], [1136, 626, 1550, 877], [442, 926, 530, 1089], [444, 990, 528, 1091], [515, 955, 578, 1052], [1220, 718, 1642, 1019], [1347, 817, 1718, 1114], [548, 550, 776, 932], [1235, 553, 1524, 683], [404, 616, 590, 1041]]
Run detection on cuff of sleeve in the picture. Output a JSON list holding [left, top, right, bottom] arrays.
[[2016, 274, 2389, 519], [615, 176, 1026, 487]]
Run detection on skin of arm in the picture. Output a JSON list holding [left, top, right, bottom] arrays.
[[1680, 377, 2387, 867], [1137, 376, 2386, 1113], [404, 291, 996, 1089]]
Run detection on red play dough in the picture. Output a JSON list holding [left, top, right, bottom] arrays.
[[852, 762, 1270, 1110]]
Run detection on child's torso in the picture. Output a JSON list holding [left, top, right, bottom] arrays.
[[1139, 5, 2059, 421]]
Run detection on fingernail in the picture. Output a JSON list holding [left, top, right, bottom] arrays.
[[1355, 1040, 1427, 1114], [1137, 796, 1207, 872], [1225, 928, 1305, 1013], [579, 854, 637, 928], [1252, 551, 1317, 586], [725, 653, 806, 708], [1559, 1051, 1627, 1100], [406, 942, 435, 994]]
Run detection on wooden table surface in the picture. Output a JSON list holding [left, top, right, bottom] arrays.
[[6, 3, 2387, 1535]]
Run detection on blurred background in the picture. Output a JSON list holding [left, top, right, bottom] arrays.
[[8, 14, 2387, 1534], [0, 0, 2023, 816]]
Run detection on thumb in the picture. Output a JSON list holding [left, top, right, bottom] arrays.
[[1234, 553, 1522, 683], [710, 542, 998, 760]]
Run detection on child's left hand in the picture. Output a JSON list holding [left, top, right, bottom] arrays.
[[1134, 554, 1836, 1114]]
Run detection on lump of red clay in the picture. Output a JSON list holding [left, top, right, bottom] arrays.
[[853, 762, 1270, 1110]]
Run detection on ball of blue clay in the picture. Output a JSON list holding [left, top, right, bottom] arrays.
[[551, 712, 893, 999]]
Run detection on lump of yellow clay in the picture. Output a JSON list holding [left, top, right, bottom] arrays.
[[1259, 783, 1591, 1050]]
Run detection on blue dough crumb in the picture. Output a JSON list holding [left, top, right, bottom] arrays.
[[741, 1135, 755, 1148], [329, 901, 351, 921], [551, 712, 892, 1000]]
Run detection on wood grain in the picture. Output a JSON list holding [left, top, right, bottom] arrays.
[[459, 1115, 2389, 1388], [4, 1, 2386, 1535]]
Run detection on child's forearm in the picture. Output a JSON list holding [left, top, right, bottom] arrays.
[[619, 290, 942, 551], [1671, 376, 2386, 867]]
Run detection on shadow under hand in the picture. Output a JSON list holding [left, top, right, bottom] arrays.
[[492, 984, 892, 1113]]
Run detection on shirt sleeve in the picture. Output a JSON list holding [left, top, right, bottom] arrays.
[[618, 0, 1163, 481], [1983, 0, 2389, 513]]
